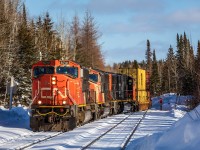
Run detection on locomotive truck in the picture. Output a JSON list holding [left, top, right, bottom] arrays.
[[30, 60, 150, 131]]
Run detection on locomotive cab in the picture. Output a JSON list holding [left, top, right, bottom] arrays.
[[30, 60, 90, 131]]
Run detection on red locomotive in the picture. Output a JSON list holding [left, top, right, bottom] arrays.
[[30, 60, 138, 131]]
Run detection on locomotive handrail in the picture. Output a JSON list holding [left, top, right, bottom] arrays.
[[36, 109, 68, 116], [32, 80, 40, 104]]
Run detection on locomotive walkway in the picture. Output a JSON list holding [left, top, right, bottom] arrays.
[[0, 109, 180, 149]]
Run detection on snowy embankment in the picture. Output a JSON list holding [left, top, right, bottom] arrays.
[[0, 106, 31, 144], [128, 93, 200, 150]]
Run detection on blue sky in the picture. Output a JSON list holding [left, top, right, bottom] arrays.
[[24, 0, 200, 65]]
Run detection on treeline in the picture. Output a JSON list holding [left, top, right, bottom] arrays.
[[1, 1, 199, 108], [108, 32, 200, 108], [0, 0, 104, 106]]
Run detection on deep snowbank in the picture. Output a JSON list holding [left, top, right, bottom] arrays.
[[154, 105, 200, 150], [0, 106, 30, 129], [0, 106, 31, 144], [129, 95, 200, 150]]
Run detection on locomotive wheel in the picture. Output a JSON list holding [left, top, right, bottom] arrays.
[[113, 102, 118, 115], [78, 111, 85, 125], [64, 117, 77, 131], [101, 107, 110, 118], [78, 110, 92, 125], [30, 116, 39, 132]]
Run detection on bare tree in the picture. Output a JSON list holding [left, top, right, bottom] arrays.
[[79, 11, 104, 69], [70, 14, 81, 61], [56, 14, 70, 60]]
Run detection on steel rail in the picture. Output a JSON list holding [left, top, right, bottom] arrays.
[[121, 110, 148, 150], [81, 113, 133, 150], [19, 132, 63, 150], [82, 111, 147, 150]]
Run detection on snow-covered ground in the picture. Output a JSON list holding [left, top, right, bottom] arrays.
[[131, 94, 200, 150], [0, 93, 199, 149]]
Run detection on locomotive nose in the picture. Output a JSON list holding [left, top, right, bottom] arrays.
[[36, 75, 68, 105]]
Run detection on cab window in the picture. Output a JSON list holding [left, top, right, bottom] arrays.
[[33, 66, 54, 78], [89, 74, 98, 83], [56, 66, 78, 78]]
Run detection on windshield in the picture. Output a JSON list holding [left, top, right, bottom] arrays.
[[33, 66, 54, 78], [56, 66, 78, 78], [89, 74, 98, 83]]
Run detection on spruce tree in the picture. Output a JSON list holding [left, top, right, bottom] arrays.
[[176, 32, 195, 95], [145, 39, 152, 74], [43, 12, 54, 60], [176, 34, 185, 93], [16, 3, 35, 105], [150, 50, 159, 96], [165, 45, 178, 92], [38, 12, 62, 60], [194, 41, 200, 106]]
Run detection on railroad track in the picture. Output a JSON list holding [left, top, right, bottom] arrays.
[[121, 110, 148, 150], [0, 111, 148, 149], [81, 113, 133, 150], [0, 132, 63, 150], [20, 132, 63, 150], [81, 110, 148, 150]]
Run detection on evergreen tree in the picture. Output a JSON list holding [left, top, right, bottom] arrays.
[[162, 45, 178, 93], [176, 34, 185, 93], [150, 50, 159, 96], [145, 39, 152, 74], [133, 60, 138, 69], [176, 32, 195, 94], [194, 41, 200, 106], [15, 3, 36, 105], [42, 12, 55, 60]]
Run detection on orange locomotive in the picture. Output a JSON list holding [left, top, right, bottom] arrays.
[[30, 60, 136, 131]]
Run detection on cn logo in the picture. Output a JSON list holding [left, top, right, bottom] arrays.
[[41, 88, 67, 99]]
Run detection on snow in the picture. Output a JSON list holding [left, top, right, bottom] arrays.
[[126, 94, 199, 150], [0, 93, 199, 149], [0, 106, 31, 145]]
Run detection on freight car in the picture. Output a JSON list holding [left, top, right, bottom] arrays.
[[119, 67, 151, 110], [30, 60, 139, 131]]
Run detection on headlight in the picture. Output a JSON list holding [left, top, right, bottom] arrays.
[[38, 100, 42, 105], [63, 101, 67, 105], [52, 76, 57, 85], [52, 77, 56, 80]]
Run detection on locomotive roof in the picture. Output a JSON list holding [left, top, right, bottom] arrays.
[[32, 60, 82, 68]]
